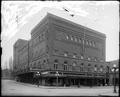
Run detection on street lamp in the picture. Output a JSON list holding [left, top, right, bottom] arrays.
[[111, 64, 118, 93], [55, 71, 59, 86], [36, 71, 41, 87], [94, 67, 97, 86], [100, 67, 103, 86]]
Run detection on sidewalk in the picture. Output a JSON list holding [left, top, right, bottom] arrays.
[[2, 80, 119, 96], [15, 80, 119, 90], [99, 92, 119, 97]]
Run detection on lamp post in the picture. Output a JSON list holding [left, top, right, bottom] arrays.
[[56, 71, 59, 86], [36, 71, 41, 87], [100, 68, 103, 86], [94, 67, 97, 86], [111, 64, 118, 93]]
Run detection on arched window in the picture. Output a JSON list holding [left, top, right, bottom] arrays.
[[71, 36, 73, 41], [72, 62, 76, 71], [80, 55, 84, 59], [81, 63, 84, 72], [54, 49, 58, 54], [88, 64, 91, 72], [54, 59, 58, 70], [73, 53, 77, 58], [94, 64, 97, 72], [86, 40, 89, 45], [64, 51, 68, 57], [63, 61, 68, 70], [66, 35, 69, 40], [79, 38, 82, 43], [38, 61, 41, 69], [100, 65, 103, 72], [75, 37, 77, 42], [82, 39, 84, 44]]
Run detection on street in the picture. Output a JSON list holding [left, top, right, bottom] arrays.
[[2, 80, 119, 96]]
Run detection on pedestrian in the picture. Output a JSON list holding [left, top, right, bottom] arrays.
[[37, 79, 40, 87]]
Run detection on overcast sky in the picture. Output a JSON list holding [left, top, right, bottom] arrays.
[[1, 1, 119, 69]]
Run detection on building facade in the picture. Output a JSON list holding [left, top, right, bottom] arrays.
[[13, 13, 109, 86]]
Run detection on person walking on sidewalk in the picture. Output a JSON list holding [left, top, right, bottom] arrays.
[[37, 79, 40, 87]]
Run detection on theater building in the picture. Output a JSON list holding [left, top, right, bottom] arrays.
[[13, 13, 108, 86]]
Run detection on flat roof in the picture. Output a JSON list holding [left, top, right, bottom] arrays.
[[31, 12, 106, 39], [47, 13, 106, 38]]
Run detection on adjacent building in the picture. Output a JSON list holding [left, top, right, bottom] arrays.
[[13, 13, 110, 86]]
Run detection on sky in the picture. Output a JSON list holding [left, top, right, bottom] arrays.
[[1, 1, 119, 69]]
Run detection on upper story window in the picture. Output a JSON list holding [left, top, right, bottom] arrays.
[[89, 41, 92, 46], [93, 41, 95, 47], [66, 35, 69, 40], [100, 59, 103, 62], [88, 57, 91, 61], [72, 62, 76, 71], [100, 65, 103, 72], [74, 37, 77, 42], [80, 55, 84, 59], [86, 40, 89, 45], [73, 53, 77, 58], [71, 36, 73, 41], [63, 61, 68, 70], [94, 64, 97, 72], [54, 59, 58, 70], [54, 49, 58, 54], [94, 57, 97, 61], [64, 51, 68, 57], [79, 38, 82, 43], [88, 63, 91, 72], [82, 39, 85, 44], [38, 61, 41, 69], [72, 62, 76, 66], [81, 63, 84, 71]]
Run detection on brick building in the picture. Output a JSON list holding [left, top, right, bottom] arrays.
[[13, 13, 109, 86]]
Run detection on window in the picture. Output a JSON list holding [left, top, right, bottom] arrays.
[[94, 57, 97, 61], [73, 53, 77, 58], [75, 37, 77, 42], [72, 62, 76, 71], [54, 59, 58, 70], [82, 39, 85, 44], [54, 49, 58, 55], [100, 65, 103, 72], [71, 36, 73, 41], [88, 57, 91, 61], [72, 62, 76, 66], [94, 65, 97, 71], [89, 41, 92, 46], [93, 41, 95, 47], [81, 55, 84, 59], [64, 51, 68, 57], [86, 40, 89, 45], [81, 63, 84, 72], [88, 64, 91, 72], [63, 61, 68, 70], [66, 35, 69, 40], [79, 38, 82, 43], [100, 59, 103, 62]]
